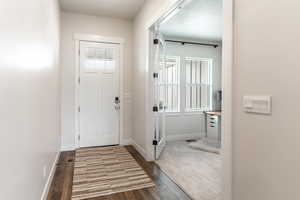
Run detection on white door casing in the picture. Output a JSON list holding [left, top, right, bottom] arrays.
[[79, 41, 120, 147], [145, 0, 233, 199]]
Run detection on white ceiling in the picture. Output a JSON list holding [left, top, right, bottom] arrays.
[[59, 0, 145, 19], [160, 0, 222, 41]]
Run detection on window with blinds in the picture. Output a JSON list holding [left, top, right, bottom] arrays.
[[159, 56, 180, 112], [185, 57, 212, 112]]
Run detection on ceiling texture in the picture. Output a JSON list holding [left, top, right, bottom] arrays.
[[160, 0, 223, 41], [59, 0, 145, 19]]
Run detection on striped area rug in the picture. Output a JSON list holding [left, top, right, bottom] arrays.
[[71, 146, 155, 200]]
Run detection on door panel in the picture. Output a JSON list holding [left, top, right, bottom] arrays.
[[153, 33, 167, 160], [79, 41, 120, 148]]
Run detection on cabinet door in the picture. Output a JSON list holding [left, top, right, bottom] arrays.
[[207, 115, 219, 141]]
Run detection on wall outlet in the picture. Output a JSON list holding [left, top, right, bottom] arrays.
[[43, 166, 47, 178]]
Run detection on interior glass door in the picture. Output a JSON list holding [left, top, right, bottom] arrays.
[[153, 31, 167, 160]]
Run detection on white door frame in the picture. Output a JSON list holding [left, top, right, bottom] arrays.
[[73, 34, 126, 148], [144, 1, 233, 200]]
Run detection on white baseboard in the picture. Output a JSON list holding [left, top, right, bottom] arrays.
[[61, 144, 75, 151], [130, 139, 150, 161], [61, 138, 132, 151], [41, 152, 60, 200], [166, 132, 204, 142]]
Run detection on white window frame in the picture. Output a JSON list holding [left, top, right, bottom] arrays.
[[184, 57, 213, 113]]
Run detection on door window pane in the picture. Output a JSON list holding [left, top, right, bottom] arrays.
[[159, 56, 180, 112]]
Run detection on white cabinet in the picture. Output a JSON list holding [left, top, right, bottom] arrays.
[[206, 113, 221, 147]]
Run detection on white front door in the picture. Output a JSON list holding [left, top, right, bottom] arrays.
[[79, 41, 120, 148]]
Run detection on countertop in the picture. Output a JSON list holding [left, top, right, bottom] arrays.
[[205, 111, 222, 116]]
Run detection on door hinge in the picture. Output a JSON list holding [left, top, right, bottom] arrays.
[[153, 39, 159, 44], [78, 49, 80, 55], [78, 134, 80, 141], [78, 77, 80, 84], [78, 106, 80, 112], [153, 72, 159, 79], [153, 105, 158, 112], [152, 140, 158, 146]]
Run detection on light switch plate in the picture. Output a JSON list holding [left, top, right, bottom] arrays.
[[243, 95, 271, 114]]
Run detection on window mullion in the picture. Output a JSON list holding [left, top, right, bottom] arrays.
[[199, 60, 202, 109], [172, 64, 174, 111], [190, 60, 193, 109], [166, 65, 168, 111], [196, 61, 198, 109]]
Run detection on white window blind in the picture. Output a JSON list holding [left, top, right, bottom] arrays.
[[185, 57, 212, 112], [159, 56, 180, 112]]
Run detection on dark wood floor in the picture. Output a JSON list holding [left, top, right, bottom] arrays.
[[47, 146, 192, 200]]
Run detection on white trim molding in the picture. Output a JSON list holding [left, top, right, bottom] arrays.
[[131, 139, 151, 161], [221, 0, 233, 199], [40, 152, 60, 200], [73, 34, 125, 44], [61, 144, 76, 152], [73, 33, 126, 149]]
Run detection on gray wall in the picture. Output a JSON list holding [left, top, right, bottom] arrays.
[[0, 0, 61, 199], [233, 0, 300, 199]]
